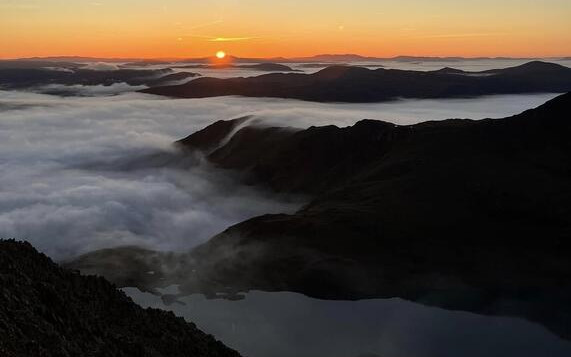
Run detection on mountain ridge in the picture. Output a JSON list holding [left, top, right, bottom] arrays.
[[8, 54, 567, 63], [142, 61, 571, 102], [69, 93, 571, 340]]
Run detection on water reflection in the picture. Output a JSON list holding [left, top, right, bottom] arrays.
[[124, 287, 571, 357]]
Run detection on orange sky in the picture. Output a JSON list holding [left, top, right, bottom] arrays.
[[1, 0, 570, 59]]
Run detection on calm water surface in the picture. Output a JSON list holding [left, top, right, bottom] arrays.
[[124, 287, 571, 357]]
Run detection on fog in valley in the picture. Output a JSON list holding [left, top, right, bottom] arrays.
[[0, 88, 560, 259]]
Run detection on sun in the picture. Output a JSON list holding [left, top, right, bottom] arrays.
[[216, 50, 226, 59]]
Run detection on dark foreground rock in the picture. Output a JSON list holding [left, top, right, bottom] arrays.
[[0, 240, 241, 357], [70, 93, 571, 340], [141, 61, 571, 102]]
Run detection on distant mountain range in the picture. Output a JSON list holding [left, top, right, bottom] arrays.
[[7, 59, 570, 100], [142, 61, 571, 102], [0, 67, 199, 91], [173, 62, 299, 72], [8, 54, 570, 64]]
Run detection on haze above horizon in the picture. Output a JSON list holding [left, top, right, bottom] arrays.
[[1, 0, 570, 59]]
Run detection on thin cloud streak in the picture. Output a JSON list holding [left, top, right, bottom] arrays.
[[185, 34, 260, 42], [415, 32, 508, 39], [209, 37, 258, 42]]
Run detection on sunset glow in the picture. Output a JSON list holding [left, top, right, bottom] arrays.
[[0, 0, 570, 59], [216, 51, 226, 59]]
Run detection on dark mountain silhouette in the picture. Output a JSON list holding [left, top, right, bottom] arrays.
[[298, 63, 385, 69], [121, 60, 174, 67], [173, 55, 368, 64], [238, 63, 298, 72], [173, 56, 292, 64], [0, 240, 241, 357], [141, 61, 571, 102], [296, 54, 377, 62], [144, 72, 200, 86], [0, 60, 83, 70], [173, 64, 210, 69], [430, 67, 466, 74], [0, 67, 198, 91], [299, 63, 349, 68], [9, 55, 563, 65], [288, 54, 534, 62], [391, 56, 466, 62], [184, 93, 571, 337], [172, 63, 298, 72], [13, 56, 144, 63], [70, 93, 571, 340], [482, 60, 569, 74]]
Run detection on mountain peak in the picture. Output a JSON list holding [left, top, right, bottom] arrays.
[[314, 65, 372, 79], [500, 60, 569, 73]]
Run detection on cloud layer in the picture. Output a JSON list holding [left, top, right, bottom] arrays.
[[82, 62, 121, 71], [0, 89, 560, 260]]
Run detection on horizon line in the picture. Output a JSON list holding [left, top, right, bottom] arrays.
[[2, 53, 571, 61]]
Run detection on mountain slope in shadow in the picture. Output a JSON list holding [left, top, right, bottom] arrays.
[[70, 93, 571, 340], [141, 61, 571, 102], [182, 92, 571, 338]]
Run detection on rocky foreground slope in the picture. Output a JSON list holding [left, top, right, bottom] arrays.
[[142, 61, 571, 102], [0, 240, 240, 357], [70, 93, 571, 339]]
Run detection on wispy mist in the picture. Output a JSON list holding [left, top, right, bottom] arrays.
[[36, 83, 148, 96]]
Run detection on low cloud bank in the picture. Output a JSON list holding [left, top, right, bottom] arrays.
[[83, 62, 121, 71], [35, 83, 148, 96], [0, 89, 561, 260]]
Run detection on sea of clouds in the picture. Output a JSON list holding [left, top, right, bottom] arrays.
[[0, 88, 561, 260]]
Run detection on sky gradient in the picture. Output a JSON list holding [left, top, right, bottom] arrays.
[[1, 0, 570, 59]]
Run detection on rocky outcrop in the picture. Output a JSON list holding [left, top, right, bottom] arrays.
[[0, 240, 241, 357]]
